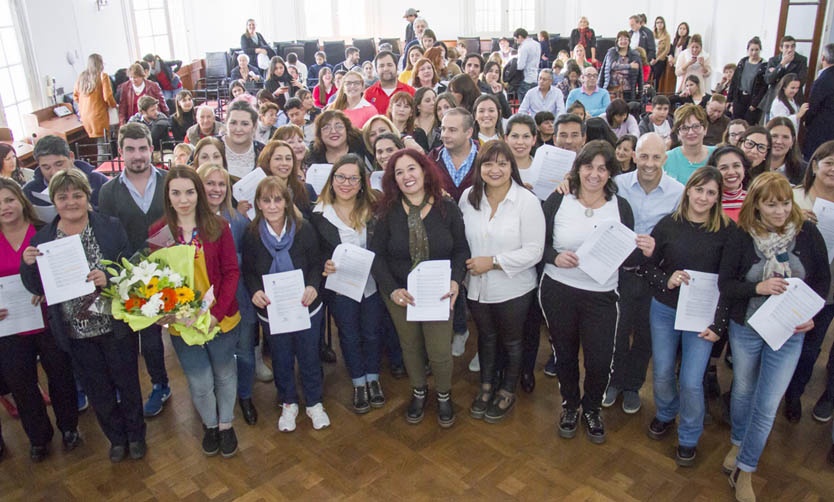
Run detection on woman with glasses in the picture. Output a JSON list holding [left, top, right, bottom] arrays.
[[738, 126, 772, 185], [663, 104, 716, 184], [331, 70, 378, 129], [305, 110, 366, 168], [311, 154, 386, 414], [721, 119, 749, 147]]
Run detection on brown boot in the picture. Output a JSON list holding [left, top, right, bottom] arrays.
[[728, 467, 756, 502], [722, 444, 739, 474]]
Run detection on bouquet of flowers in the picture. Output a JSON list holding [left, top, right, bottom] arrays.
[[101, 245, 219, 346]]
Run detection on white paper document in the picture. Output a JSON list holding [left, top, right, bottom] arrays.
[[35, 234, 95, 305], [0, 275, 44, 337], [370, 171, 384, 192], [232, 167, 267, 220], [813, 198, 834, 262], [575, 220, 637, 285], [407, 260, 451, 322], [305, 163, 332, 196], [748, 278, 825, 351], [32, 204, 57, 223], [529, 145, 576, 201], [263, 269, 311, 334], [147, 224, 175, 250], [324, 243, 375, 302], [32, 188, 52, 203], [674, 270, 720, 332]]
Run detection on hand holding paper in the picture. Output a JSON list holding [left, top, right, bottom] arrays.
[[406, 260, 451, 321], [748, 278, 825, 351], [575, 221, 637, 285]]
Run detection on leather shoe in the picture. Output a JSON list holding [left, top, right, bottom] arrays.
[[406, 387, 427, 424], [239, 398, 258, 425], [62, 429, 82, 451], [30, 444, 49, 463], [128, 440, 147, 460], [520, 372, 535, 393]]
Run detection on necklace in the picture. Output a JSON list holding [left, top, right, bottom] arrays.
[[579, 193, 606, 217]]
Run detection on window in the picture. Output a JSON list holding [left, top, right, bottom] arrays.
[[475, 0, 501, 34], [473, 0, 538, 35], [132, 0, 172, 59], [507, 0, 536, 32], [0, 0, 31, 140], [304, 0, 366, 39]]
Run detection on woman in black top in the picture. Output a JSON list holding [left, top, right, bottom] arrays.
[[718, 172, 829, 501], [171, 90, 196, 142], [240, 19, 275, 64], [728, 37, 767, 125], [305, 110, 366, 168], [370, 149, 470, 428], [641, 167, 734, 466], [264, 56, 295, 107]]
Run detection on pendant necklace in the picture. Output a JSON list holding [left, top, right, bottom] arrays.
[[580, 193, 606, 217]]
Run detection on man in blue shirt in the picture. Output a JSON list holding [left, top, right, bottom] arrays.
[[605, 133, 684, 414], [518, 69, 565, 118], [515, 28, 541, 101], [566, 66, 611, 117]]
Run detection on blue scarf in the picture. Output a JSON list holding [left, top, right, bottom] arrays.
[[259, 218, 296, 274]]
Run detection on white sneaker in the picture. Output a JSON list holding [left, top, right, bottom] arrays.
[[278, 403, 298, 432], [469, 352, 480, 372], [451, 330, 469, 357], [306, 403, 331, 430], [255, 346, 273, 382]]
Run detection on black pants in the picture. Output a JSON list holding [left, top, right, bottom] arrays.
[[786, 302, 834, 401], [540, 276, 620, 411], [0, 332, 78, 447], [609, 271, 653, 391], [70, 332, 145, 446], [732, 94, 762, 125], [139, 324, 168, 386], [468, 291, 535, 393], [651, 60, 667, 90], [522, 299, 544, 375]]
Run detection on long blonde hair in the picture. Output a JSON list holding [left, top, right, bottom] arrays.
[[331, 70, 365, 111], [77, 54, 104, 95]]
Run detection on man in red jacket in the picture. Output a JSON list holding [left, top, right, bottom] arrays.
[[364, 51, 415, 115]]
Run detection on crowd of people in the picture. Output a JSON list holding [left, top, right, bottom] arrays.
[[1, 9, 834, 502]]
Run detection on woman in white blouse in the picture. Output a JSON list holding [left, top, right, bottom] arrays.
[[675, 34, 711, 94], [459, 140, 545, 423], [769, 73, 809, 130]]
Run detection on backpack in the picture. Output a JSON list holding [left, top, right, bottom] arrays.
[[503, 58, 524, 88]]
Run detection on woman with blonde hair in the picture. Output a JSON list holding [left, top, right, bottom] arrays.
[[73, 54, 117, 146], [330, 70, 377, 129]]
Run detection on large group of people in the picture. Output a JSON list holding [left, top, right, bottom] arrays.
[[2, 9, 834, 502]]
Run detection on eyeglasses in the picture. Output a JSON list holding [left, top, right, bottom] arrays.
[[678, 123, 704, 133], [333, 174, 361, 185], [322, 123, 346, 133], [583, 73, 598, 79], [343, 81, 363, 88], [742, 139, 769, 153]]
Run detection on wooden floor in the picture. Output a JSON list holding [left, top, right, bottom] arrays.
[[1, 323, 833, 501]]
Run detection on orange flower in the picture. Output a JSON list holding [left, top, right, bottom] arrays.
[[160, 288, 178, 312], [125, 297, 146, 311]]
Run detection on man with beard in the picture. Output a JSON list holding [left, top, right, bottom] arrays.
[[364, 51, 415, 115], [98, 122, 172, 418]]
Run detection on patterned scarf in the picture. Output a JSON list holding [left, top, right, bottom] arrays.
[[751, 222, 797, 280], [403, 194, 430, 271]]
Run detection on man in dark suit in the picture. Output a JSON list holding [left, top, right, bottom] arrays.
[[803, 43, 834, 159], [761, 36, 809, 114]]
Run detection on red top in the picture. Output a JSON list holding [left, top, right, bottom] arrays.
[[364, 81, 416, 115], [0, 224, 45, 335]]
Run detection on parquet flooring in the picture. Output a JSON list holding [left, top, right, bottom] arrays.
[[1, 322, 833, 501]]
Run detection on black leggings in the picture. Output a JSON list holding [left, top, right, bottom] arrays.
[[468, 291, 535, 394]]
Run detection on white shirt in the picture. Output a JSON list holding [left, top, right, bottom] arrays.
[[459, 183, 545, 303], [544, 195, 621, 292], [770, 98, 800, 131], [316, 203, 377, 298]]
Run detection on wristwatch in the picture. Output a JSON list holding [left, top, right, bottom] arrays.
[[492, 256, 501, 270]]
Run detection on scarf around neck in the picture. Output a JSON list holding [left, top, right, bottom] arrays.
[[259, 218, 296, 274], [751, 221, 797, 280], [403, 194, 430, 271]]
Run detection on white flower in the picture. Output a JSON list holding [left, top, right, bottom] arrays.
[[140, 293, 164, 317], [132, 261, 160, 286], [167, 271, 183, 287]]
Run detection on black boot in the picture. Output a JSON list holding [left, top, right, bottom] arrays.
[[437, 391, 455, 428], [406, 386, 427, 424]]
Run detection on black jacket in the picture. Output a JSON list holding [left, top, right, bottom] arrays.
[[728, 57, 768, 109]]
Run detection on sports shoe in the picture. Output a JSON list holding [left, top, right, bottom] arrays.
[[468, 352, 480, 372], [543, 356, 557, 377], [77, 390, 89, 413], [451, 330, 469, 357], [353, 385, 370, 414], [676, 445, 696, 467], [622, 390, 642, 414], [202, 426, 219, 456], [602, 387, 620, 408], [647, 417, 674, 440], [278, 403, 299, 432], [109, 443, 127, 463], [143, 383, 171, 417], [306, 403, 331, 430], [254, 346, 273, 382], [30, 444, 50, 463], [129, 439, 147, 460], [219, 428, 238, 458], [812, 394, 834, 423], [62, 429, 82, 451], [558, 408, 579, 439], [582, 409, 606, 444], [368, 380, 385, 408]]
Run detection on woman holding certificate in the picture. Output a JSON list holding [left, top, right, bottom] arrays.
[[370, 149, 470, 428], [311, 154, 386, 414], [540, 140, 653, 444], [154, 166, 242, 458], [459, 141, 544, 422], [640, 167, 734, 466], [242, 177, 330, 432], [718, 172, 830, 501], [0, 178, 79, 462], [20, 169, 144, 463]]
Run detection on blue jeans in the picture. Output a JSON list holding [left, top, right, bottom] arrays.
[[170, 325, 240, 427], [730, 320, 804, 472], [235, 320, 257, 399], [326, 292, 383, 386], [650, 299, 714, 447], [266, 309, 324, 406]]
